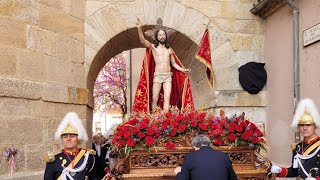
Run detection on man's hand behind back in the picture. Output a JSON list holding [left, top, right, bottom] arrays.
[[174, 166, 181, 175]]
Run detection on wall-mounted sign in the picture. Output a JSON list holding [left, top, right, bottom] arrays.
[[303, 23, 320, 47]]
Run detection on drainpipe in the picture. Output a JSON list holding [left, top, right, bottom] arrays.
[[286, 0, 300, 142], [129, 49, 133, 113]]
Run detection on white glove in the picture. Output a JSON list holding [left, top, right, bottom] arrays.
[[305, 178, 316, 180], [271, 165, 282, 173]]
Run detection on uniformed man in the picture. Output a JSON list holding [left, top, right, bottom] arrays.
[[44, 112, 99, 180], [271, 98, 320, 180]]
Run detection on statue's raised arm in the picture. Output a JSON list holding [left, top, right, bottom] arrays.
[[136, 18, 152, 48]]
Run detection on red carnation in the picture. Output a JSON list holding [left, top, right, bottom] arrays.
[[127, 118, 138, 125], [228, 127, 235, 133], [244, 120, 250, 126], [188, 113, 195, 120], [228, 133, 237, 141], [246, 129, 254, 136], [154, 133, 161, 138], [164, 118, 170, 125], [251, 136, 259, 144], [213, 128, 224, 136], [137, 132, 145, 139], [211, 124, 218, 130], [146, 128, 155, 136], [117, 126, 122, 131], [127, 138, 135, 147], [255, 129, 263, 137], [123, 131, 131, 139], [170, 128, 177, 136], [143, 118, 150, 124], [165, 141, 176, 150], [122, 126, 129, 131], [235, 125, 243, 133], [240, 122, 247, 128], [249, 123, 257, 130], [131, 127, 139, 134], [151, 127, 159, 133], [116, 131, 123, 136], [118, 140, 125, 148], [199, 115, 205, 122], [208, 130, 215, 137], [145, 136, 154, 146], [112, 139, 118, 144], [213, 139, 223, 146], [176, 114, 183, 122], [113, 135, 121, 140], [178, 125, 187, 133], [165, 112, 172, 118], [199, 123, 207, 130], [241, 132, 250, 140], [229, 122, 237, 128], [161, 123, 169, 129], [171, 121, 178, 128], [260, 138, 266, 144], [139, 122, 148, 129], [190, 121, 197, 127]]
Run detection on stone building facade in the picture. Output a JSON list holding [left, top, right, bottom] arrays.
[[256, 0, 320, 171], [0, 0, 267, 179]]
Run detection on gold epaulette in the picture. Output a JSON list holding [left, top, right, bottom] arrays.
[[290, 143, 298, 151], [44, 152, 55, 162], [87, 149, 96, 155]]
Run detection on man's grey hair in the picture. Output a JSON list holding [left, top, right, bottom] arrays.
[[191, 134, 211, 148]]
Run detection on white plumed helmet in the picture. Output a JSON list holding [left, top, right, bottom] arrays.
[[54, 112, 88, 143], [291, 98, 320, 128]]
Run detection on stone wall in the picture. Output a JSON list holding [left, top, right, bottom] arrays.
[[0, 0, 265, 179], [0, 0, 87, 179]]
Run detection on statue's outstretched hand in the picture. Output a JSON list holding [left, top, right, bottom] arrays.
[[136, 18, 142, 28], [270, 165, 282, 174], [182, 69, 191, 74]]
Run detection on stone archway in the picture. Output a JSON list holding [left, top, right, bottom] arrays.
[[85, 1, 230, 118]]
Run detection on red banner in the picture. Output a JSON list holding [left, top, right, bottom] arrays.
[[195, 28, 214, 89]]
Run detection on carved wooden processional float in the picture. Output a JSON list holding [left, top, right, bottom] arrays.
[[107, 109, 271, 180]]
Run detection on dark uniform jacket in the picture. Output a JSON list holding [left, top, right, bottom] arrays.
[[278, 136, 320, 179], [176, 146, 238, 180], [44, 148, 99, 180], [92, 143, 110, 179]]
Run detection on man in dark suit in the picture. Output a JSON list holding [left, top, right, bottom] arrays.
[[174, 134, 238, 180], [92, 133, 110, 179]]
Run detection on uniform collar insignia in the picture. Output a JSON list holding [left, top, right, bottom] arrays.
[[303, 135, 319, 144], [63, 148, 79, 156]]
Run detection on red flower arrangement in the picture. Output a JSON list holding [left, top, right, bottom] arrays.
[[211, 110, 266, 147], [111, 108, 265, 156]]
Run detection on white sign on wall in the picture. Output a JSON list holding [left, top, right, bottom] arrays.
[[303, 23, 320, 47]]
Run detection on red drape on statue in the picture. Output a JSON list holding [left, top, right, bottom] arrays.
[[132, 48, 194, 113]]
